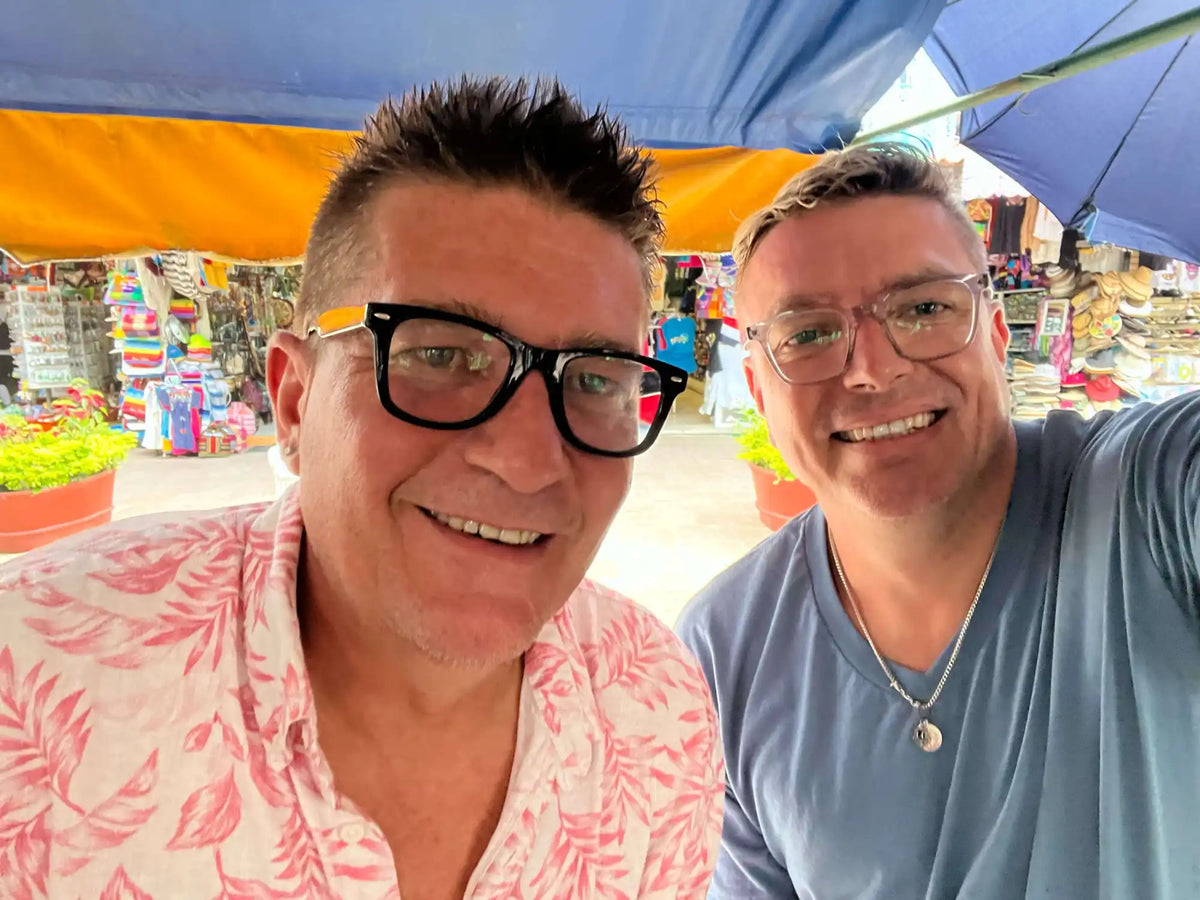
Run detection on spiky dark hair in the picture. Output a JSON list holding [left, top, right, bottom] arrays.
[[297, 76, 663, 331]]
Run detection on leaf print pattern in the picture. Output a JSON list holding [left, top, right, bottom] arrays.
[[0, 489, 723, 897], [168, 767, 242, 850], [99, 865, 155, 900], [54, 750, 158, 876], [0, 810, 49, 900]]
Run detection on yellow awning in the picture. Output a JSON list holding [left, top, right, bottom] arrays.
[[0, 109, 816, 264]]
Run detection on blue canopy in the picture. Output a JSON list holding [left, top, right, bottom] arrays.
[[926, 1, 1200, 263], [0, 0, 941, 153]]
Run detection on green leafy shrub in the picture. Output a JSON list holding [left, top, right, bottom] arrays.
[[733, 408, 796, 481], [0, 413, 137, 493]]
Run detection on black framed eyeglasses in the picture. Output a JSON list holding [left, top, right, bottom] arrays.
[[744, 273, 992, 385], [308, 303, 689, 457]]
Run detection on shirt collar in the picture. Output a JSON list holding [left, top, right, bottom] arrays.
[[242, 488, 602, 782], [242, 488, 314, 771]]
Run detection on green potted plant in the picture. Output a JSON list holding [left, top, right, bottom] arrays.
[[734, 408, 817, 530], [0, 384, 138, 553]]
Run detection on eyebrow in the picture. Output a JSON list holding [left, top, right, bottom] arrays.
[[396, 297, 641, 354], [881, 267, 972, 292], [765, 267, 973, 315]]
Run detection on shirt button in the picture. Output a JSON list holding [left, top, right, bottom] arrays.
[[339, 822, 366, 844]]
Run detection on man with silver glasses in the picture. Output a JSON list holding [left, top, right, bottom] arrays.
[[676, 143, 1200, 898], [0, 78, 723, 898]]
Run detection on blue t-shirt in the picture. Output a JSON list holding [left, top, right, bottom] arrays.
[[657, 316, 697, 374], [676, 394, 1200, 898]]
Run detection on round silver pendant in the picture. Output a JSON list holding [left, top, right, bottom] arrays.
[[913, 719, 943, 753]]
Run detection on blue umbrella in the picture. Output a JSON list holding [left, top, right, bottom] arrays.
[[0, 0, 942, 152], [925, 1, 1200, 262]]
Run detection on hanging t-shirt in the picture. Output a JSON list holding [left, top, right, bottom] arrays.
[[163, 385, 203, 455], [142, 384, 164, 452], [656, 316, 698, 374], [1176, 261, 1200, 294], [990, 197, 1027, 255]]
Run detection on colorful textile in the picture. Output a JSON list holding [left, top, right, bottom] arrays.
[[120, 307, 159, 337], [169, 297, 197, 320], [162, 384, 203, 454], [121, 337, 166, 376], [103, 270, 144, 305], [0, 491, 724, 898]]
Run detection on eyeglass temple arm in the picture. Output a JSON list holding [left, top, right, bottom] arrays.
[[311, 305, 368, 337]]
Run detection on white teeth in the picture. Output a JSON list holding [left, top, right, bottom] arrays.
[[840, 412, 937, 443], [427, 510, 542, 545]]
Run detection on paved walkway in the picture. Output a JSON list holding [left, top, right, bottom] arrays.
[[4, 418, 772, 628]]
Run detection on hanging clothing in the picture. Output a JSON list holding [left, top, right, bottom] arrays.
[[1032, 205, 1065, 265], [1059, 228, 1083, 269], [699, 318, 754, 427], [656, 316, 698, 374], [989, 197, 1027, 256], [1020, 198, 1039, 255], [160, 384, 203, 455], [966, 199, 993, 246], [142, 383, 164, 451]]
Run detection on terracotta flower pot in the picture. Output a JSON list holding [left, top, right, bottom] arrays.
[[748, 462, 817, 531], [0, 468, 116, 553]]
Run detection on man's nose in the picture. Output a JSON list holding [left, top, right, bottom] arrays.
[[840, 313, 915, 393], [461, 373, 571, 493]]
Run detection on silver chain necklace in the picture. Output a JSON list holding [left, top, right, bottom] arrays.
[[828, 532, 999, 753]]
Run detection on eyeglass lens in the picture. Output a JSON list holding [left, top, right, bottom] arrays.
[[764, 280, 977, 383], [384, 316, 666, 453]]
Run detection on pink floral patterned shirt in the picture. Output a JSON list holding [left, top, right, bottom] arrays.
[[0, 491, 723, 899]]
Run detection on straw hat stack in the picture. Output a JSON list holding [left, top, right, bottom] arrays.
[[1010, 360, 1062, 420], [1063, 266, 1158, 405], [1044, 265, 1078, 299]]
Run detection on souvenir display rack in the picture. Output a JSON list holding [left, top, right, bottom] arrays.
[[8, 286, 72, 389]]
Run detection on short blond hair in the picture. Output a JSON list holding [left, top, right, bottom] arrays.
[[733, 142, 986, 276]]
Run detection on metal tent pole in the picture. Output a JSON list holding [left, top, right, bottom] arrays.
[[851, 5, 1200, 146]]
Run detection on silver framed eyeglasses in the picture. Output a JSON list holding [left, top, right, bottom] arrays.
[[744, 273, 992, 385]]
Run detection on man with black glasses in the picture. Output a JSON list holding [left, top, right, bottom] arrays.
[[0, 78, 722, 899], [677, 143, 1200, 898]]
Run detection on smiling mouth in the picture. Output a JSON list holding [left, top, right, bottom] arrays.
[[833, 410, 947, 443], [419, 506, 545, 546]]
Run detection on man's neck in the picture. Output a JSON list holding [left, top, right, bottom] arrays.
[[295, 561, 523, 900], [822, 433, 1018, 671], [296, 563, 524, 737]]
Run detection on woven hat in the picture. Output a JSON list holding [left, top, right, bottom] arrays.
[[1085, 374, 1120, 402], [1121, 316, 1151, 335], [1115, 348, 1152, 378], [1118, 266, 1154, 302], [1072, 313, 1092, 339], [1119, 297, 1154, 318], [1084, 349, 1116, 375], [1117, 330, 1147, 350], [1088, 313, 1122, 340], [1112, 374, 1145, 398]]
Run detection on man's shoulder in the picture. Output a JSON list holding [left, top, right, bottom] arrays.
[[675, 510, 816, 652], [0, 502, 270, 632], [564, 580, 715, 718]]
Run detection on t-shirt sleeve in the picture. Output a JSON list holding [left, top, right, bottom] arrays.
[[1122, 393, 1200, 623], [676, 601, 798, 900], [707, 786, 798, 898]]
